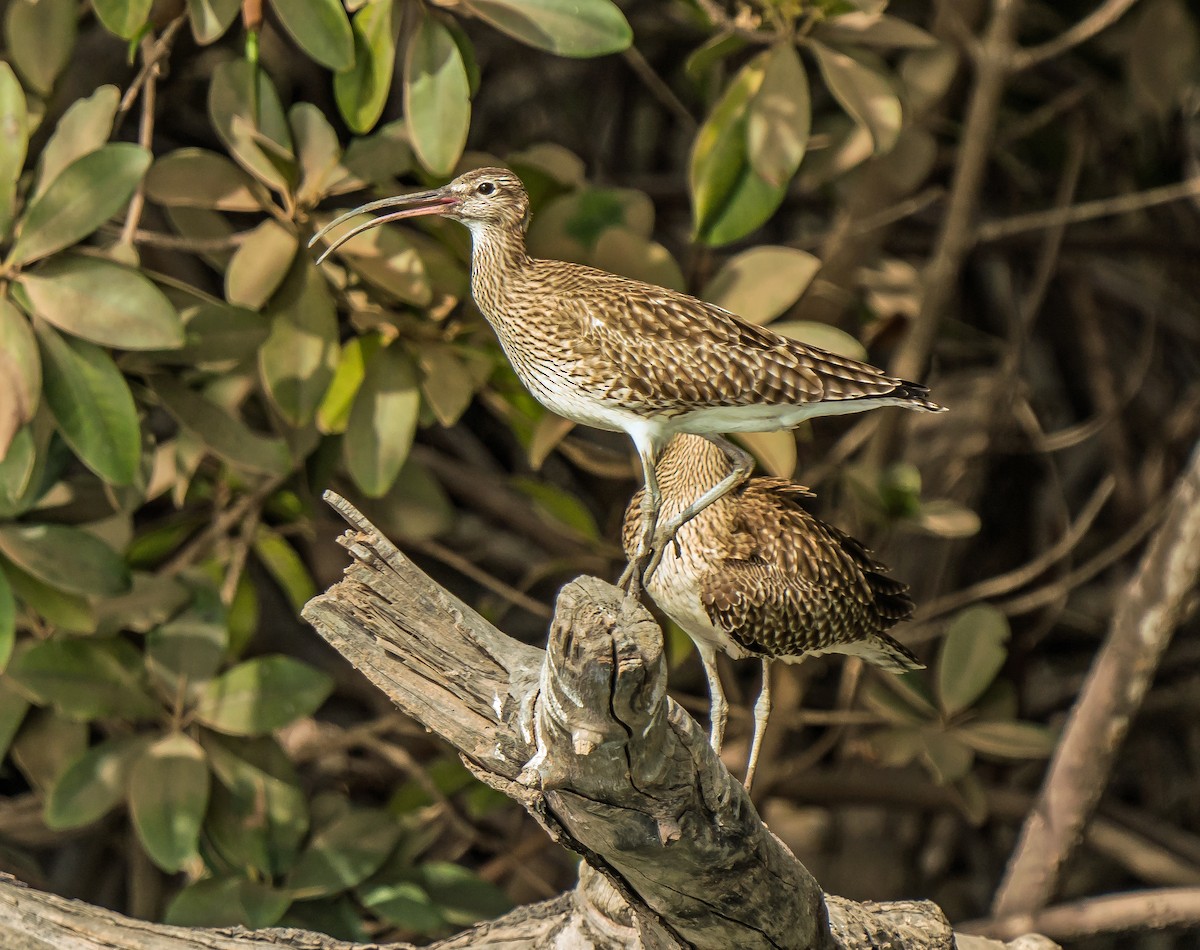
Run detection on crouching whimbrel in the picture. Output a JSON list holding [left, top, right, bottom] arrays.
[[623, 434, 923, 789], [310, 168, 946, 589]]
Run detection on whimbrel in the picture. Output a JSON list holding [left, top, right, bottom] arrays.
[[310, 168, 945, 585], [624, 434, 922, 789]]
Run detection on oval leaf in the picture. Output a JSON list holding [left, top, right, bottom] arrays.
[[45, 735, 148, 829], [187, 0, 240, 44], [0, 299, 40, 430], [334, 0, 397, 135], [344, 345, 421, 498], [287, 809, 400, 897], [225, 219, 298, 310], [92, 0, 154, 38], [0, 522, 131, 597], [955, 720, 1057, 759], [145, 148, 263, 211], [33, 85, 120, 203], [937, 604, 1010, 717], [208, 60, 295, 192], [703, 246, 821, 324], [129, 733, 210, 872], [34, 322, 142, 485], [406, 14, 471, 177], [811, 41, 902, 155], [460, 0, 631, 57], [192, 655, 333, 736], [17, 254, 183, 349], [270, 0, 355, 71], [8, 144, 151, 266], [736, 430, 796, 478], [4, 0, 76, 96], [0, 63, 28, 236], [8, 637, 157, 720], [747, 43, 810, 187], [770, 321, 868, 360]]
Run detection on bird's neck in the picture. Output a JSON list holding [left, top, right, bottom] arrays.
[[466, 221, 531, 317]]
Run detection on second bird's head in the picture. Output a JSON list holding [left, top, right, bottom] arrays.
[[310, 167, 529, 263]]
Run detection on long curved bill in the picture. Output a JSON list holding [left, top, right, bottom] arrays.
[[308, 189, 459, 264]]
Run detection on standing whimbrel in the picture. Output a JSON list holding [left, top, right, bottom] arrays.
[[624, 434, 922, 789], [310, 168, 945, 584]]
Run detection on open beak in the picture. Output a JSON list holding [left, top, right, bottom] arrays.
[[308, 189, 460, 264]]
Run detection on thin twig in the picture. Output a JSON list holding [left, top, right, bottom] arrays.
[[622, 46, 696, 131], [1012, 0, 1142, 71], [407, 536, 553, 619], [116, 14, 187, 119], [159, 475, 287, 578], [967, 886, 1200, 941]]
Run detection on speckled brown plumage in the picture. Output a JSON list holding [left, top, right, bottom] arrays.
[[312, 168, 946, 582], [622, 434, 922, 786]]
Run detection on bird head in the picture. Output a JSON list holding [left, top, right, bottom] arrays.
[[309, 167, 530, 263]]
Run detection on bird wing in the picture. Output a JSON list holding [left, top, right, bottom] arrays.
[[545, 266, 919, 411], [698, 483, 913, 660]]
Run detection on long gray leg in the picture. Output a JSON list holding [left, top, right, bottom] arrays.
[[744, 658, 773, 792], [652, 435, 754, 554], [621, 435, 662, 596], [697, 642, 728, 754]]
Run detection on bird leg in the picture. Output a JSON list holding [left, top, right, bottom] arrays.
[[697, 643, 728, 754], [744, 659, 773, 792], [625, 441, 663, 591], [650, 435, 754, 556]]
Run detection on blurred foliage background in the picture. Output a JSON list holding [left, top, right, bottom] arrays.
[[0, 0, 1198, 945]]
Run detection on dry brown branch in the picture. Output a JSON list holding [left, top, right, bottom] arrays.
[[966, 886, 1200, 942], [992, 436, 1200, 916], [1011, 0, 1142, 71]]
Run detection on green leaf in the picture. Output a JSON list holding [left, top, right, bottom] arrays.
[[4, 0, 76, 96], [270, 0, 355, 71], [287, 809, 400, 898], [2, 559, 97, 633], [937, 605, 1010, 717], [33, 86, 121, 203], [416, 342, 478, 428], [146, 611, 228, 697], [95, 571, 192, 636], [10, 708, 87, 793], [253, 526, 315, 615], [316, 334, 379, 434], [172, 303, 271, 365], [92, 0, 154, 38], [358, 880, 444, 933], [8, 144, 151, 266], [746, 43, 810, 187], [45, 735, 148, 829], [34, 323, 141, 486], [0, 64, 28, 236], [0, 521, 130, 597], [9, 637, 158, 720], [690, 52, 787, 246], [193, 655, 333, 736], [920, 730, 974, 785], [145, 148, 264, 211], [769, 321, 868, 360], [344, 345, 421, 498], [0, 568, 13, 673], [129, 733, 210, 872], [460, 0, 631, 57], [419, 861, 512, 926], [0, 678, 30, 761], [291, 103, 347, 206], [153, 378, 292, 476], [16, 254, 183, 349], [259, 258, 339, 427], [0, 299, 40, 443], [334, 0, 397, 135], [320, 211, 432, 305], [512, 477, 600, 540], [810, 41, 902, 155], [203, 733, 308, 875], [225, 219, 298, 310], [208, 60, 295, 193], [165, 877, 290, 929], [703, 246, 821, 324], [187, 0, 240, 44], [406, 14, 471, 177], [955, 720, 1057, 759]]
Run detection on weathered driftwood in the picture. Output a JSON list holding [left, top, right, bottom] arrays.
[[0, 492, 1056, 950]]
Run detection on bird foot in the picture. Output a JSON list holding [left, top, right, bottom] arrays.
[[618, 556, 645, 599]]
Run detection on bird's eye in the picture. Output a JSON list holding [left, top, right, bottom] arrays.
[[476, 181, 496, 196]]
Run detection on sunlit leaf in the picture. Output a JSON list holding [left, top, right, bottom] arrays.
[[419, 861, 512, 926], [146, 611, 228, 696], [0, 568, 13, 673], [937, 605, 1009, 717], [814, 12, 939, 49], [359, 880, 444, 933], [591, 227, 685, 291], [129, 733, 210, 872], [955, 720, 1057, 759], [270, 0, 354, 71], [9, 637, 158, 720], [8, 144, 151, 266], [187, 0, 240, 44], [512, 477, 600, 540], [259, 258, 338, 426], [914, 500, 981, 539], [344, 345, 421, 498], [2, 559, 97, 633], [736, 431, 796, 478], [34, 323, 141, 485], [253, 526, 315, 615], [291, 103, 347, 205], [0, 522, 129, 597], [320, 212, 432, 305], [4, 0, 76, 96], [810, 41, 902, 154], [334, 0, 397, 135], [225, 219, 298, 310], [45, 735, 148, 829], [747, 43, 810, 187], [33, 85, 121, 203], [0, 300, 39, 444], [16, 254, 183, 349], [703, 246, 821, 324], [317, 334, 380, 435], [770, 321, 868, 361], [208, 60, 295, 192], [416, 342, 477, 428], [460, 0, 631, 57], [193, 655, 333, 736], [145, 148, 264, 211], [0, 64, 28, 236], [92, 0, 154, 38], [287, 809, 400, 898], [406, 13, 471, 177], [165, 877, 290, 929]]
